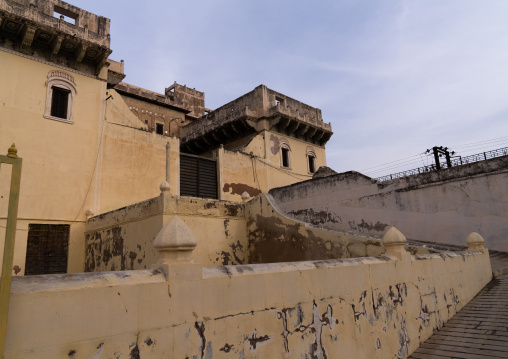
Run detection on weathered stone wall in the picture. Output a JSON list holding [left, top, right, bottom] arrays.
[[85, 193, 247, 270], [4, 247, 492, 358], [245, 194, 385, 263], [84, 191, 441, 271], [219, 131, 327, 202], [270, 156, 508, 252], [180, 84, 332, 147]]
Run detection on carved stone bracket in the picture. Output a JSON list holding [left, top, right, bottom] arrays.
[[20, 25, 36, 54], [51, 35, 63, 60], [74, 43, 88, 67]]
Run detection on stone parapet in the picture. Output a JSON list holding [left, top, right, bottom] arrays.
[[180, 85, 333, 154], [0, 0, 111, 75], [5, 246, 492, 358]]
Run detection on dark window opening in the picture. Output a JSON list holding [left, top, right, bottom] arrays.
[[282, 147, 290, 168], [50, 86, 70, 119], [25, 224, 69, 275], [145, 120, 148, 124], [53, 5, 78, 25], [308, 155, 316, 173], [156, 123, 164, 135]]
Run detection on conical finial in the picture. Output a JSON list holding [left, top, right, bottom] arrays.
[[7, 143, 18, 158], [383, 227, 407, 246], [466, 232, 485, 252], [241, 191, 250, 203], [154, 215, 197, 263], [382, 226, 409, 261]]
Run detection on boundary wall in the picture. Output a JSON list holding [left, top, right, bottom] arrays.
[[3, 246, 492, 358], [270, 156, 508, 252], [85, 193, 436, 270]]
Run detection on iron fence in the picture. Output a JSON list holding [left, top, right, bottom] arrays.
[[375, 146, 508, 182]]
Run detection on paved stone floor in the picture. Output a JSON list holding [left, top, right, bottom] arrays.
[[409, 250, 508, 359]]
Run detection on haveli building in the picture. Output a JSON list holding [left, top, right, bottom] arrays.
[[0, 1, 503, 358], [0, 0, 332, 276]]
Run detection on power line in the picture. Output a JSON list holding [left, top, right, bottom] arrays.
[[452, 135, 508, 149], [360, 135, 508, 176], [364, 157, 431, 175], [360, 153, 423, 172]]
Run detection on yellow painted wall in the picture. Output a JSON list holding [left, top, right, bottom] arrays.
[[3, 247, 492, 358], [221, 130, 327, 201], [0, 51, 330, 276], [0, 50, 105, 275], [120, 94, 189, 137], [0, 52, 182, 275], [84, 193, 247, 270]]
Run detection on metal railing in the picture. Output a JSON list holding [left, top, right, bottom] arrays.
[[375, 146, 508, 182]]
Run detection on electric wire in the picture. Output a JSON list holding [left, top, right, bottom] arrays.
[[452, 135, 508, 149], [359, 153, 422, 172], [360, 135, 508, 178], [239, 150, 313, 181]]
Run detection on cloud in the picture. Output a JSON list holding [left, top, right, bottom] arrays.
[[72, 0, 508, 174]]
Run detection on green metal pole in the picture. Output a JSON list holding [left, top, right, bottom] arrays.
[[0, 144, 22, 359]]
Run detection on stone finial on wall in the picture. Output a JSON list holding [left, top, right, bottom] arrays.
[[241, 191, 250, 203], [383, 226, 410, 261], [7, 143, 18, 158], [154, 215, 197, 263], [466, 232, 486, 253], [153, 216, 201, 279], [160, 180, 171, 193]]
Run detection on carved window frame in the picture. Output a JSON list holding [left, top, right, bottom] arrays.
[[307, 146, 317, 174], [280, 138, 291, 169], [44, 71, 77, 124]]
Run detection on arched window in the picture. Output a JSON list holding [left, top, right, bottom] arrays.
[[307, 146, 317, 173], [44, 70, 77, 124], [280, 138, 291, 168]]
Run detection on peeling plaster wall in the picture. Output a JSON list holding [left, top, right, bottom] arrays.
[[84, 192, 439, 271], [270, 156, 508, 252], [220, 131, 327, 202], [4, 249, 492, 358], [84, 193, 247, 270], [245, 194, 386, 264]]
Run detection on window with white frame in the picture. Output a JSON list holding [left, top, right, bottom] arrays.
[[44, 70, 77, 124]]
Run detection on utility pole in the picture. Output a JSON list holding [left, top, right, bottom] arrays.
[[426, 146, 454, 170]]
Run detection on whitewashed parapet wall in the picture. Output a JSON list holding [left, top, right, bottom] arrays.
[[270, 155, 508, 252], [4, 225, 492, 358]]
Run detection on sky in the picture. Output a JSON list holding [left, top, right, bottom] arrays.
[[71, 0, 508, 177]]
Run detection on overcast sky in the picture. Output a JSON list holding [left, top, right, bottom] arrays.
[[72, 0, 508, 176]]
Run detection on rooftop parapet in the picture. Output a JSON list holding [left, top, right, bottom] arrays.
[[180, 85, 333, 154], [165, 81, 208, 119], [106, 59, 125, 86], [0, 0, 111, 75], [114, 82, 191, 113]]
